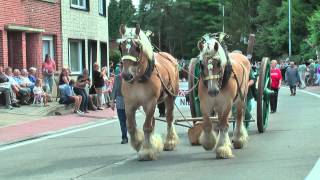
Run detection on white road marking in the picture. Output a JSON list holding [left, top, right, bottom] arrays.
[[282, 87, 320, 98], [306, 158, 320, 180], [298, 89, 320, 98], [0, 119, 118, 152]]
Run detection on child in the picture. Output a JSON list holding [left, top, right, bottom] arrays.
[[33, 79, 48, 106]]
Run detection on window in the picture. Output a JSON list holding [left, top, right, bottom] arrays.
[[71, 0, 89, 10], [99, 0, 106, 16], [42, 36, 54, 61], [69, 40, 83, 74]]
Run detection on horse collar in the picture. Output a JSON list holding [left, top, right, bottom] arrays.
[[139, 55, 155, 82]]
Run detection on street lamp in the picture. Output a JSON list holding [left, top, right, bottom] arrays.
[[288, 0, 292, 59]]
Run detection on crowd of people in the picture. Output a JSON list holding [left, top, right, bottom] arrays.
[[0, 54, 117, 114], [279, 59, 320, 88], [57, 63, 115, 115]]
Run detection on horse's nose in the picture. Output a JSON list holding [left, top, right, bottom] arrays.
[[208, 89, 219, 97], [122, 73, 133, 81]]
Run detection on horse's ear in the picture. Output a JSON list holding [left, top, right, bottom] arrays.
[[197, 41, 204, 51], [135, 24, 141, 35], [214, 42, 219, 52], [119, 24, 126, 36]]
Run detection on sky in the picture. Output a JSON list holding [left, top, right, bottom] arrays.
[[132, 0, 140, 8]]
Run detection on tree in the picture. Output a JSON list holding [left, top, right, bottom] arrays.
[[108, 0, 120, 40], [137, 0, 222, 59], [307, 9, 320, 60], [108, 0, 136, 40]]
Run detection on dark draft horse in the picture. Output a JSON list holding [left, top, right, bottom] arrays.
[[197, 33, 250, 159], [118, 25, 179, 161]]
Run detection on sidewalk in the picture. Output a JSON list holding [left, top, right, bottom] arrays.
[[0, 105, 117, 145]]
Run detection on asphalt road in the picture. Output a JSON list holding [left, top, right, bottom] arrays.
[[0, 86, 320, 180]]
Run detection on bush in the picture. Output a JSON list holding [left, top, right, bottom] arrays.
[[110, 49, 121, 65]]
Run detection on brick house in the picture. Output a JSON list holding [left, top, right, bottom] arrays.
[[0, 0, 62, 71], [61, 0, 108, 76]]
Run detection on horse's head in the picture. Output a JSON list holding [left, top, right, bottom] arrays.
[[198, 33, 228, 97], [118, 24, 153, 82]]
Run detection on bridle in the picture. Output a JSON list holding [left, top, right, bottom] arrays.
[[119, 38, 143, 63], [118, 36, 155, 83], [200, 52, 224, 89]]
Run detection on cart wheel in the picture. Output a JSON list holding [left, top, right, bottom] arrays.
[[257, 57, 271, 133]]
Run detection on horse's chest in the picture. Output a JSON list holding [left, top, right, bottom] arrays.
[[122, 82, 160, 102]]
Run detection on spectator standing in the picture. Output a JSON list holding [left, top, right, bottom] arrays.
[[270, 60, 282, 113], [110, 65, 128, 144], [298, 62, 307, 89], [42, 54, 56, 98], [315, 62, 320, 86], [309, 59, 315, 86], [286, 62, 299, 96], [93, 63, 107, 110]]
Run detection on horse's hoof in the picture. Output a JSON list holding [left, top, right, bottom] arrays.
[[164, 140, 177, 151], [130, 130, 144, 152], [216, 145, 234, 159], [138, 150, 158, 161], [163, 131, 179, 151], [199, 131, 217, 151], [232, 126, 248, 149], [232, 136, 248, 149], [138, 133, 163, 160]]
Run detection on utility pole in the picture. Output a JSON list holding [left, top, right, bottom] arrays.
[[222, 3, 225, 33], [288, 0, 292, 59], [106, 2, 110, 77]]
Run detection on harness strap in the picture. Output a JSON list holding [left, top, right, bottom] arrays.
[[203, 74, 220, 81], [121, 55, 139, 62], [139, 56, 155, 82], [232, 63, 247, 101]]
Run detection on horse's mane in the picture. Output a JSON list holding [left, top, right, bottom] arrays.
[[122, 28, 153, 61]]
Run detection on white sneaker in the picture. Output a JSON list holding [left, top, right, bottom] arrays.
[[75, 110, 84, 115]]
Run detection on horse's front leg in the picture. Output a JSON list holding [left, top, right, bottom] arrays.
[[138, 100, 163, 161], [199, 98, 217, 151], [232, 100, 248, 149], [163, 95, 179, 151], [216, 105, 234, 159], [126, 105, 144, 152]]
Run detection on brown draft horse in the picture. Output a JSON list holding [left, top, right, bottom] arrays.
[[118, 25, 179, 160], [197, 33, 250, 159]]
